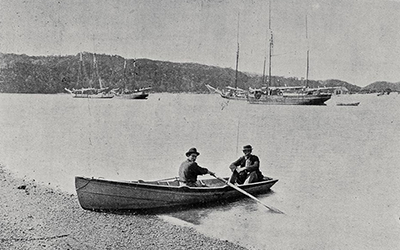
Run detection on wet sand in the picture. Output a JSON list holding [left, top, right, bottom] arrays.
[[0, 165, 246, 250]]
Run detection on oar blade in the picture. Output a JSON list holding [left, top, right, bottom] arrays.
[[264, 205, 284, 214]]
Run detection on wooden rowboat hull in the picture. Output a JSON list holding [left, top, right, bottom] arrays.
[[75, 176, 278, 211]]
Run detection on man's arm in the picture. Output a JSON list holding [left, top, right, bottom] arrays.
[[192, 162, 209, 175], [229, 157, 243, 172]]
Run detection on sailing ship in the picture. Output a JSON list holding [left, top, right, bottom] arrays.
[[113, 60, 151, 99], [65, 53, 114, 99], [247, 2, 331, 105]]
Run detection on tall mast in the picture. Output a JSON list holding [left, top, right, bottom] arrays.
[[267, 0, 273, 94], [262, 27, 268, 85], [77, 52, 82, 88], [123, 59, 127, 90], [262, 43, 266, 85], [93, 54, 103, 89], [305, 15, 309, 88], [132, 59, 137, 90], [234, 13, 240, 89], [81, 53, 89, 88]]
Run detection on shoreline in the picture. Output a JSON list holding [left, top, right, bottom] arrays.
[[0, 165, 246, 250]]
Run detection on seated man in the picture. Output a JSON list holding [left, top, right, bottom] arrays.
[[179, 148, 214, 187], [229, 145, 264, 184]]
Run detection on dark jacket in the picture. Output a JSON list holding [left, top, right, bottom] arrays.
[[179, 160, 209, 183], [230, 155, 263, 183], [231, 155, 259, 170]]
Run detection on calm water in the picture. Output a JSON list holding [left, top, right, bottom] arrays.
[[1, 93, 399, 249]]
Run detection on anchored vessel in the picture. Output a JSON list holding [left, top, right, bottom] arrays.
[[65, 53, 114, 99], [113, 60, 151, 99], [248, 89, 331, 105], [247, 1, 331, 105]]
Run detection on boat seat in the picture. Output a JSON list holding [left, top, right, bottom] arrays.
[[169, 180, 180, 186], [199, 180, 207, 187]]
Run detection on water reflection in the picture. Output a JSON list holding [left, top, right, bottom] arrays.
[[163, 191, 276, 225]]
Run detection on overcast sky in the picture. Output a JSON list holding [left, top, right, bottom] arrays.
[[1, 0, 399, 87]]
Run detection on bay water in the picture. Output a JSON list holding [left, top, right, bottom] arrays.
[[1, 93, 399, 249]]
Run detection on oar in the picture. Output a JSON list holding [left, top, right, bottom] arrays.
[[210, 173, 284, 214]]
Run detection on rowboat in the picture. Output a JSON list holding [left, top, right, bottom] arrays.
[[336, 102, 360, 106], [75, 176, 278, 211]]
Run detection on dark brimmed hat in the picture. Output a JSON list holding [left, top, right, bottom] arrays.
[[186, 148, 200, 157], [243, 145, 252, 151]]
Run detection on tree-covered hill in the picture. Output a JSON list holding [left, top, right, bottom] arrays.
[[0, 52, 366, 94], [360, 81, 400, 93], [320, 79, 362, 93]]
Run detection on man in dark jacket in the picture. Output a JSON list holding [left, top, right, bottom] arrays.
[[229, 145, 263, 184], [179, 148, 214, 187]]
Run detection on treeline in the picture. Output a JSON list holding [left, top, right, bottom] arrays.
[[0, 52, 364, 94], [359, 81, 400, 94]]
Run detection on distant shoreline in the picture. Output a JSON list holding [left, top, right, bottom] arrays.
[[0, 165, 246, 250], [5, 52, 394, 94]]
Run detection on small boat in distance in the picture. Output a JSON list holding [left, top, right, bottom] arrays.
[[75, 176, 278, 212], [205, 84, 222, 95], [205, 84, 249, 100], [220, 86, 249, 100], [336, 102, 360, 106]]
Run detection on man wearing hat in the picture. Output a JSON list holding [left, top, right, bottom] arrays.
[[229, 145, 263, 184], [179, 148, 214, 187]]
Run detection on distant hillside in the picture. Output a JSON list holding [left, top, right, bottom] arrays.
[[320, 79, 361, 94], [0, 52, 364, 94], [0, 52, 247, 93], [361, 81, 400, 93]]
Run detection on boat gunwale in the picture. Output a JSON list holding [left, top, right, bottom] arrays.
[[75, 176, 278, 193]]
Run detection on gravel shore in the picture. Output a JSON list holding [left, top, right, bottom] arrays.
[[0, 166, 246, 250]]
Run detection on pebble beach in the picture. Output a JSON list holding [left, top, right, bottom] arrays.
[[0, 165, 246, 250]]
